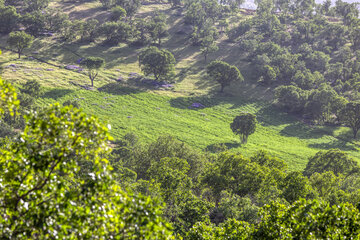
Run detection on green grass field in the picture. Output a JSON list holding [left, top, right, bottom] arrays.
[[0, 2, 359, 171], [34, 83, 360, 171]]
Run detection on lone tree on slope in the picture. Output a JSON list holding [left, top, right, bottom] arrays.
[[80, 57, 105, 87], [7, 31, 34, 59], [207, 60, 243, 92], [138, 46, 175, 81], [230, 113, 257, 144]]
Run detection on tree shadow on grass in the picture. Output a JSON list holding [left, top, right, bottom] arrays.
[[169, 95, 226, 110], [98, 82, 143, 95], [224, 141, 241, 149], [308, 140, 358, 152], [42, 88, 74, 100], [256, 105, 298, 127], [279, 122, 333, 140], [205, 141, 240, 153]]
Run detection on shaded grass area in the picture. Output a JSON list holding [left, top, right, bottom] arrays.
[[38, 84, 360, 171]]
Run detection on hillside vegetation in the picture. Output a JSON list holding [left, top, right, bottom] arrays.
[[3, 0, 360, 238], [1, 1, 360, 171]]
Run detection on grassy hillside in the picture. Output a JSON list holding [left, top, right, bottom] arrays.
[[1, 2, 360, 171]]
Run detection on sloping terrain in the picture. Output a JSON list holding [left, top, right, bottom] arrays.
[[1, 1, 359, 170]]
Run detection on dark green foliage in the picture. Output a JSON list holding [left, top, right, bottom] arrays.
[[114, 0, 141, 17], [110, 6, 126, 21], [140, 135, 204, 181], [200, 35, 218, 63], [0, 121, 15, 139], [305, 84, 345, 123], [340, 102, 360, 138], [148, 157, 192, 202], [2, 2, 360, 238], [202, 152, 266, 201], [99, 21, 133, 45], [43, 9, 69, 33], [187, 219, 252, 239], [217, 192, 259, 223], [304, 149, 359, 177], [250, 150, 287, 171], [207, 60, 243, 92], [185, 0, 220, 28], [21, 11, 46, 36], [227, 19, 252, 41], [80, 19, 99, 42], [0, 6, 19, 34], [139, 46, 176, 81], [148, 11, 168, 45], [24, 0, 50, 11], [230, 113, 257, 144], [280, 171, 311, 203], [168, 0, 182, 7], [99, 0, 112, 9], [176, 194, 213, 233], [275, 85, 308, 113]]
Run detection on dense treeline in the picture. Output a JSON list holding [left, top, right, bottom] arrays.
[[233, 0, 360, 128]]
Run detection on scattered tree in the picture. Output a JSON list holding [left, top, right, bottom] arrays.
[[139, 46, 176, 81], [207, 60, 243, 92], [80, 57, 105, 87], [7, 31, 34, 59], [230, 113, 257, 144], [200, 36, 218, 63], [148, 11, 168, 45], [340, 102, 360, 138]]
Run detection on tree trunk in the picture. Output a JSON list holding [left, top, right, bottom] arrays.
[[91, 77, 94, 87], [204, 53, 207, 63], [353, 128, 358, 139], [220, 84, 224, 93], [18, 51, 21, 59]]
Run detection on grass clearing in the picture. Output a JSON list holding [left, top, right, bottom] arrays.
[[37, 84, 360, 171]]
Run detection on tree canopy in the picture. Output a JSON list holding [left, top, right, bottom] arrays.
[[80, 57, 105, 87], [230, 113, 257, 144], [139, 46, 176, 81], [207, 60, 244, 92], [7, 31, 34, 59]]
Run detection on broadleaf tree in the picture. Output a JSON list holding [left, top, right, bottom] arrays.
[[80, 57, 105, 87], [340, 102, 360, 138], [139, 46, 176, 81], [230, 113, 257, 144], [207, 60, 243, 92], [7, 31, 34, 59]]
